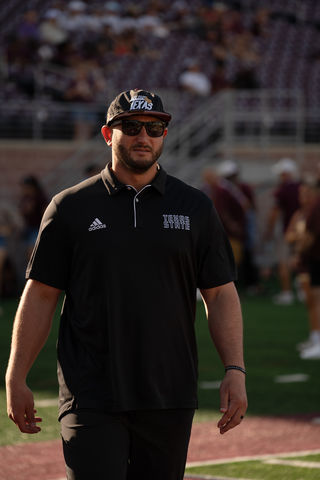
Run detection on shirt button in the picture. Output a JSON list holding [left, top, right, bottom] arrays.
[[135, 198, 139, 202]]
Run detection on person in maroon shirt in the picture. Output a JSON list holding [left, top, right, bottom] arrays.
[[216, 160, 259, 290], [265, 158, 300, 305], [298, 188, 320, 359], [285, 179, 320, 357], [202, 165, 248, 267]]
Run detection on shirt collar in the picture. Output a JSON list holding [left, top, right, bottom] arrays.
[[101, 162, 167, 195]]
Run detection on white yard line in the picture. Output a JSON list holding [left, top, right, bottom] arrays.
[[185, 475, 255, 480], [264, 458, 320, 468], [274, 373, 309, 383], [185, 475, 256, 480]]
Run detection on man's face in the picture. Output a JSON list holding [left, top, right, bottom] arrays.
[[109, 115, 167, 174]]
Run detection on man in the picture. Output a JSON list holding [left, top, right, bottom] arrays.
[[6, 89, 247, 480]]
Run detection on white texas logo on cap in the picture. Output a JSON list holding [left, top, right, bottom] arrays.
[[130, 95, 153, 111]]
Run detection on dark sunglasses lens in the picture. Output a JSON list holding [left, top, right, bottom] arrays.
[[122, 121, 141, 136], [122, 120, 165, 137], [145, 122, 165, 137]]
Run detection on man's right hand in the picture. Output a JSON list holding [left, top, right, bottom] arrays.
[[6, 381, 42, 434]]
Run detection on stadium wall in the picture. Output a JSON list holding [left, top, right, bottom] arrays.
[[1, 141, 319, 205]]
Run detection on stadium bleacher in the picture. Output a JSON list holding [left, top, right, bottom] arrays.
[[1, 0, 320, 125]]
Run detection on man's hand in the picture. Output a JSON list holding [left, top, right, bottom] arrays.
[[217, 370, 247, 435], [6, 382, 42, 434]]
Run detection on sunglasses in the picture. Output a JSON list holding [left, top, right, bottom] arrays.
[[111, 119, 167, 137]]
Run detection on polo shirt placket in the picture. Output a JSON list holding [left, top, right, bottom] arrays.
[[126, 185, 152, 229]]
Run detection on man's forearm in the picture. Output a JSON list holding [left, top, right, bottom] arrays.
[[201, 282, 247, 434], [6, 279, 61, 433], [202, 282, 245, 368], [6, 279, 61, 384]]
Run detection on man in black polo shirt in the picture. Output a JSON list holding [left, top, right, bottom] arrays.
[[6, 89, 247, 480]]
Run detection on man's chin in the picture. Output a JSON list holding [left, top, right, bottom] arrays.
[[128, 163, 155, 173], [124, 157, 156, 173]]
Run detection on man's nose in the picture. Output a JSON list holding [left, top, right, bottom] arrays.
[[136, 126, 149, 139]]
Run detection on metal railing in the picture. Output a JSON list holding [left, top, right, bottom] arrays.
[[160, 88, 307, 185], [1, 88, 318, 191]]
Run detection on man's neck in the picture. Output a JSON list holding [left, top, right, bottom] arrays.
[[110, 162, 158, 191]]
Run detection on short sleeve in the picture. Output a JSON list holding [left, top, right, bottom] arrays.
[[197, 205, 236, 289], [26, 197, 71, 290]]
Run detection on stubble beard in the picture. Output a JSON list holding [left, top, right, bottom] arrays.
[[115, 142, 163, 173]]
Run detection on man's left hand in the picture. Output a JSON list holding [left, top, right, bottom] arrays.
[[217, 369, 248, 435]]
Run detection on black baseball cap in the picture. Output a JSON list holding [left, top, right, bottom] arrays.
[[106, 89, 172, 126]]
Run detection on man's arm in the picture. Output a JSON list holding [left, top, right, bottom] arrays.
[[200, 281, 248, 435], [5, 279, 61, 434]]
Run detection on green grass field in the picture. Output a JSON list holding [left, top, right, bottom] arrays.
[[0, 289, 319, 454], [186, 452, 320, 480]]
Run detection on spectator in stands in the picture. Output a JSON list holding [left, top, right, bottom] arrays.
[[60, 1, 88, 34], [63, 61, 106, 141], [251, 8, 271, 38], [101, 2, 124, 34], [16, 10, 39, 42], [233, 66, 260, 90], [178, 60, 211, 96], [136, 4, 169, 38], [211, 60, 231, 94], [265, 158, 301, 305], [210, 32, 231, 64], [166, 1, 203, 35], [49, 39, 78, 68], [285, 177, 320, 357], [39, 9, 68, 46], [231, 31, 261, 66], [19, 175, 48, 261], [5, 33, 37, 98], [113, 29, 142, 56], [220, 7, 244, 36], [95, 24, 114, 60]]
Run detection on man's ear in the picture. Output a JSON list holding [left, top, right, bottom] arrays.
[[101, 125, 112, 146]]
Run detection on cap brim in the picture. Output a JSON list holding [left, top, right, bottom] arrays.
[[108, 110, 171, 126]]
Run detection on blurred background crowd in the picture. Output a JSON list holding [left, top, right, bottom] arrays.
[[1, 0, 320, 139], [1, 0, 320, 360]]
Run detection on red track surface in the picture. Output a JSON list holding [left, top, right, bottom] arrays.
[[0, 414, 319, 480]]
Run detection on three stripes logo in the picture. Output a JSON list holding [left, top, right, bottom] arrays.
[[88, 218, 106, 231]]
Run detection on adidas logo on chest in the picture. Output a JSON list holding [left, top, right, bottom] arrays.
[[88, 218, 106, 231]]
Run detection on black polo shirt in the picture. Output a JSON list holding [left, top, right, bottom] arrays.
[[26, 164, 236, 419]]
